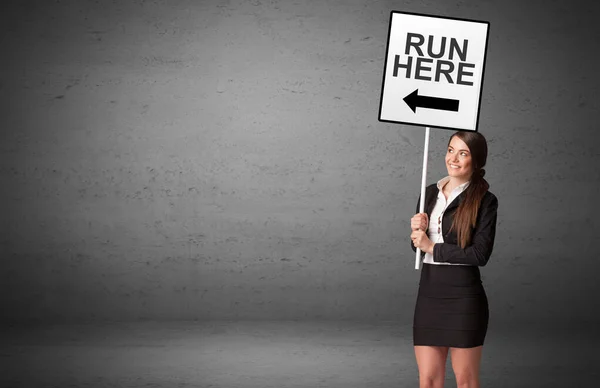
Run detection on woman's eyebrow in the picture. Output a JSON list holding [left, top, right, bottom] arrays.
[[448, 146, 469, 152]]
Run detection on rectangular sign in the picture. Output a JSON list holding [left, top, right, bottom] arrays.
[[378, 11, 490, 131]]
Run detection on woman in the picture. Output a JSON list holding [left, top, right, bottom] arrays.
[[409, 131, 498, 388]]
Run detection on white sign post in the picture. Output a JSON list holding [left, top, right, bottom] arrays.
[[378, 11, 490, 269]]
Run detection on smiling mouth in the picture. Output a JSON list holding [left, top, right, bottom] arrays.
[[449, 164, 460, 169]]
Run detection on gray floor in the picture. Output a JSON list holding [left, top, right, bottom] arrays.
[[2, 321, 597, 387]]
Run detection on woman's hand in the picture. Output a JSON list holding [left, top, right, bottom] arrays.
[[410, 213, 433, 254], [411, 213, 429, 231], [411, 229, 435, 254]]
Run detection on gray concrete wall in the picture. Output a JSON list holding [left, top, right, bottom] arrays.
[[2, 0, 599, 325]]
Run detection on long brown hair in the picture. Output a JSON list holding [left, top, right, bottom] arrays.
[[447, 131, 489, 249]]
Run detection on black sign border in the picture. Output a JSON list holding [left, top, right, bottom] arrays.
[[378, 10, 491, 132]]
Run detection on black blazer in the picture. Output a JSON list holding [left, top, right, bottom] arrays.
[[410, 183, 499, 266]]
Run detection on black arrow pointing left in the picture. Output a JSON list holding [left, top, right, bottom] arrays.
[[403, 89, 459, 113]]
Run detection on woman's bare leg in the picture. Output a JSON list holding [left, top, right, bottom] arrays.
[[414, 345, 449, 388], [449, 346, 483, 388]]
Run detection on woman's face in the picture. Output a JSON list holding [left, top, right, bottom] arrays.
[[445, 136, 473, 181]]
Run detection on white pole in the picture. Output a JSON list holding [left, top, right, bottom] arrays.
[[415, 127, 430, 270]]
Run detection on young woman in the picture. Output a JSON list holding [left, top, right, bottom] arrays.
[[409, 131, 498, 388]]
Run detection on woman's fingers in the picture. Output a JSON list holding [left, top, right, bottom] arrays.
[[412, 214, 427, 228], [411, 215, 421, 230], [411, 230, 422, 247]]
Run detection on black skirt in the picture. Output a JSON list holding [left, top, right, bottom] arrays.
[[413, 263, 489, 348]]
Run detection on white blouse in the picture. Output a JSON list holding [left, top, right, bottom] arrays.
[[423, 176, 471, 266]]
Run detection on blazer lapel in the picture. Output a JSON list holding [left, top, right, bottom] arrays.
[[445, 191, 465, 213], [425, 187, 439, 216], [424, 184, 466, 217]]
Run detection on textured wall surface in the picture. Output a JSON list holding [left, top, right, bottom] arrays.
[[2, 0, 599, 325]]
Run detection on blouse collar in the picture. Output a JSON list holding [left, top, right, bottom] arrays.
[[436, 176, 470, 194]]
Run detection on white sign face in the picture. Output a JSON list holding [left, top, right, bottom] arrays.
[[379, 11, 489, 131]]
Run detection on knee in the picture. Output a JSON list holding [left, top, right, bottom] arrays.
[[419, 371, 445, 388], [454, 369, 478, 387]]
